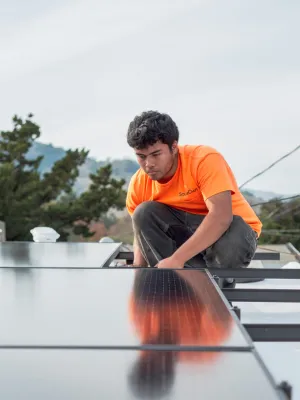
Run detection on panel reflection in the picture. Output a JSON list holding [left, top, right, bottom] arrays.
[[128, 350, 176, 399], [127, 269, 235, 398]]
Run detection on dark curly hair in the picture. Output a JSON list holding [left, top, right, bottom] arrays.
[[127, 111, 180, 150]]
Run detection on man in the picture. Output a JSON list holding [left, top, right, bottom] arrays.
[[126, 110, 262, 273]]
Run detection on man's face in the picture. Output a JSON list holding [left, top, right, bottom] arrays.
[[134, 141, 178, 182]]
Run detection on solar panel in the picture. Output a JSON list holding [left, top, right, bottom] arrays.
[[0, 349, 282, 399], [0, 268, 251, 349], [0, 242, 121, 268]]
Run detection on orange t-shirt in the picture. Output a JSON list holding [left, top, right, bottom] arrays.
[[126, 145, 262, 236]]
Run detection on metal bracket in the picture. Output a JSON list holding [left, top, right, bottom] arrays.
[[278, 381, 292, 399], [223, 288, 300, 303], [244, 324, 300, 342], [232, 306, 241, 320]]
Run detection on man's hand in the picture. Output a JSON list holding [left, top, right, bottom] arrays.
[[156, 256, 185, 269], [170, 191, 233, 265]]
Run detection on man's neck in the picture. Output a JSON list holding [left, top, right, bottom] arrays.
[[157, 153, 179, 184]]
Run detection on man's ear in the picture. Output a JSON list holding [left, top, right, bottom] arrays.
[[172, 141, 178, 153]]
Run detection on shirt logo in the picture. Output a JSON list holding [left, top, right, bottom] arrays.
[[179, 187, 198, 197]]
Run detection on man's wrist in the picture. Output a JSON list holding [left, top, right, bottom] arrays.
[[171, 252, 186, 267]]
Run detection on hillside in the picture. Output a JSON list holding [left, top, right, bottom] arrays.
[[27, 142, 139, 194]]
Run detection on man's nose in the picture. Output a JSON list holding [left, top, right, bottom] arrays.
[[145, 158, 155, 168]]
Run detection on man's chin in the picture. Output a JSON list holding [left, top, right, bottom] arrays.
[[147, 172, 160, 180]]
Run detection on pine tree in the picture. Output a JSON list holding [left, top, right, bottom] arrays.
[[0, 114, 126, 241]]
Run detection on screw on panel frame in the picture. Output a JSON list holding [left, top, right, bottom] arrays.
[[232, 306, 241, 320]]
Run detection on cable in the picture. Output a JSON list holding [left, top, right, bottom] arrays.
[[272, 203, 300, 221], [259, 201, 300, 223], [239, 144, 300, 190], [250, 194, 300, 207]]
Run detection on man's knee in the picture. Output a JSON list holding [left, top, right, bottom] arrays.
[[204, 216, 257, 268], [132, 201, 168, 230]]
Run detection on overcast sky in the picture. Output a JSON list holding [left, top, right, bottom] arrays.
[[1, 0, 299, 194]]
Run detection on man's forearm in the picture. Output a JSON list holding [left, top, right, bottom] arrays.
[[172, 211, 232, 265], [133, 236, 148, 267]]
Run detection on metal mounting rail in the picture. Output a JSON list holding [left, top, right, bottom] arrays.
[[245, 324, 300, 342], [224, 288, 300, 303], [116, 250, 280, 262], [211, 267, 300, 280]]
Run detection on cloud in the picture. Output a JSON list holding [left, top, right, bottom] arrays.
[[0, 0, 299, 194], [0, 0, 207, 81]]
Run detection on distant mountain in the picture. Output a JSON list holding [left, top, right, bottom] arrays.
[[27, 142, 139, 194], [27, 142, 283, 202]]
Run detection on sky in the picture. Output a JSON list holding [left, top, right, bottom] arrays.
[[0, 0, 299, 195]]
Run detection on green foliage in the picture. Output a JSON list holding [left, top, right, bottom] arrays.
[[259, 197, 300, 249], [0, 114, 126, 241], [101, 212, 118, 230]]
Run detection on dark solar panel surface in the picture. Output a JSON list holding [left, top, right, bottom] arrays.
[[0, 242, 121, 268], [0, 349, 281, 399], [0, 268, 250, 349]]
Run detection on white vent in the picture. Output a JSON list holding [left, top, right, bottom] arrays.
[[30, 227, 60, 242]]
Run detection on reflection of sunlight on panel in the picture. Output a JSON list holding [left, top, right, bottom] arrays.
[[0, 268, 250, 349], [256, 342, 300, 400], [0, 242, 121, 268], [0, 349, 280, 399]]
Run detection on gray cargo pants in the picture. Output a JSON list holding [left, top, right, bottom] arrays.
[[132, 201, 258, 269]]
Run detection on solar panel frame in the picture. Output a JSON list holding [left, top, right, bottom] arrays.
[[0, 348, 284, 399], [0, 268, 252, 350], [0, 240, 290, 399]]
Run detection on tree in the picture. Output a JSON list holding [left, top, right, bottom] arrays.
[[259, 197, 300, 249], [0, 114, 126, 241]]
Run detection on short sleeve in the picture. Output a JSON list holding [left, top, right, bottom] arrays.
[[126, 175, 141, 216], [196, 153, 236, 200]]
